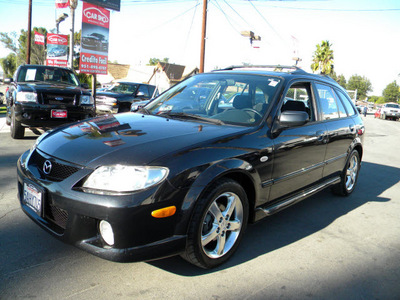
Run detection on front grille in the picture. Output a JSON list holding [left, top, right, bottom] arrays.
[[28, 150, 81, 182], [45, 201, 68, 230], [39, 93, 77, 105]]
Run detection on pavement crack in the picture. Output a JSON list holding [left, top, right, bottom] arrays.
[[0, 207, 20, 221]]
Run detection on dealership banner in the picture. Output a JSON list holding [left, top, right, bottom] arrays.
[[83, 0, 120, 11], [79, 2, 110, 75], [55, 0, 70, 8], [46, 33, 69, 67], [34, 31, 45, 45]]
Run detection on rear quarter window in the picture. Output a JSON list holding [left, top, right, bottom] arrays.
[[335, 89, 357, 116]]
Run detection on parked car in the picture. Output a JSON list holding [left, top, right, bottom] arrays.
[[4, 64, 95, 139], [379, 102, 400, 121], [96, 81, 157, 114], [17, 65, 364, 269]]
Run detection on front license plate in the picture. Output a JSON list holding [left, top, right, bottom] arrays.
[[51, 109, 67, 118], [23, 182, 43, 216]]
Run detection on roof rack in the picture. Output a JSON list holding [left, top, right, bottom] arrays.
[[215, 65, 307, 74]]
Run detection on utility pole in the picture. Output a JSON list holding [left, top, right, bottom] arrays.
[[69, 0, 78, 69], [199, 0, 207, 73], [27, 0, 32, 64]]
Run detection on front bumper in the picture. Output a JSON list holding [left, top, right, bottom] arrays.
[[383, 111, 400, 118], [96, 103, 119, 114], [15, 103, 95, 128], [17, 149, 187, 262]]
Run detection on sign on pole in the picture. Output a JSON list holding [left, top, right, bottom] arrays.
[[34, 31, 45, 45], [46, 33, 69, 67], [55, 0, 70, 9], [79, 2, 110, 75]]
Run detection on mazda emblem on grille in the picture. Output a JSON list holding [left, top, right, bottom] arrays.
[[43, 160, 52, 175], [55, 97, 64, 101]]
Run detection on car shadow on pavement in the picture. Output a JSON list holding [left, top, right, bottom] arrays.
[[149, 161, 396, 275]]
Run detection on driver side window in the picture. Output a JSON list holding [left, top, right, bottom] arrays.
[[281, 82, 315, 121]]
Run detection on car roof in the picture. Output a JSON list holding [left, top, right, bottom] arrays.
[[211, 65, 338, 84], [20, 64, 73, 72], [115, 81, 155, 87]]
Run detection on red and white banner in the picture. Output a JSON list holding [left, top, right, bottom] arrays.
[[55, 0, 70, 9], [34, 31, 45, 45], [46, 33, 69, 67], [79, 2, 110, 75]]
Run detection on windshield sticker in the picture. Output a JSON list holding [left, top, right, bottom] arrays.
[[268, 79, 279, 87], [26, 69, 37, 81]]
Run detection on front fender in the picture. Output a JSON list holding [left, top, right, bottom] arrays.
[[174, 158, 261, 235]]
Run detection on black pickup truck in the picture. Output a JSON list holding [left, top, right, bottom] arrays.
[[5, 65, 95, 139]]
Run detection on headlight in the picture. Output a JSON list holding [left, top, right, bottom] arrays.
[[81, 95, 94, 105], [82, 165, 169, 193], [16, 91, 37, 102]]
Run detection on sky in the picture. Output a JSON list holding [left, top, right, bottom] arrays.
[[0, 0, 399, 96]]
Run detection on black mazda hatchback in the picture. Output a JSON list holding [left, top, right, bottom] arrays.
[[17, 66, 364, 269]]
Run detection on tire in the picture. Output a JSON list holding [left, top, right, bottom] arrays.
[[332, 150, 360, 196], [10, 106, 25, 139], [182, 178, 249, 269], [5, 109, 11, 125]]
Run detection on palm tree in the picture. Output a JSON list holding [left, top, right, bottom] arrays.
[[311, 40, 334, 75]]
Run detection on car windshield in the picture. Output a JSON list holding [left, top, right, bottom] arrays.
[[106, 83, 138, 94], [386, 104, 400, 108], [16, 66, 80, 86], [143, 73, 281, 126]]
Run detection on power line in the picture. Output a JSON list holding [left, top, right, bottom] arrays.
[[212, 0, 242, 35]]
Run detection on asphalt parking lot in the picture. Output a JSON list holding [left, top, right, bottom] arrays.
[[0, 109, 399, 299]]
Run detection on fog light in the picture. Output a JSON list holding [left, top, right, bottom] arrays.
[[99, 220, 114, 246]]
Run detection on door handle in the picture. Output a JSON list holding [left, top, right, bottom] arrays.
[[316, 130, 326, 141]]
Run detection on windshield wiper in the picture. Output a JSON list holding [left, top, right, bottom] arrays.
[[158, 112, 225, 125], [138, 107, 152, 115]]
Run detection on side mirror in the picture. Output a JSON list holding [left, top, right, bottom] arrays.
[[81, 83, 89, 89], [279, 110, 309, 127], [272, 110, 309, 137], [4, 78, 12, 84], [136, 91, 145, 97]]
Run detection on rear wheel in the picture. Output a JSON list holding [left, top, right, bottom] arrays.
[[182, 178, 249, 269], [10, 106, 25, 139], [332, 150, 360, 196]]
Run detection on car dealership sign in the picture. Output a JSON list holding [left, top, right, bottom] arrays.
[[79, 2, 110, 75], [46, 33, 69, 67]]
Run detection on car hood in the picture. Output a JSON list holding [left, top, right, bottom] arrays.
[[18, 83, 86, 94], [36, 113, 249, 168], [96, 91, 127, 99]]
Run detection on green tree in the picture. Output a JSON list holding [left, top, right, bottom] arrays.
[[347, 74, 372, 100], [0, 52, 17, 77], [147, 57, 169, 66], [1, 27, 47, 66], [368, 95, 380, 103], [311, 40, 334, 75], [331, 72, 347, 89], [382, 81, 400, 103]]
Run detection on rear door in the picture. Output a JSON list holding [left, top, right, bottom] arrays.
[[313, 82, 357, 177]]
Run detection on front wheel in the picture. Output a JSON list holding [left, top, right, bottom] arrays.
[[10, 106, 25, 139], [182, 178, 249, 269], [332, 150, 360, 196]]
